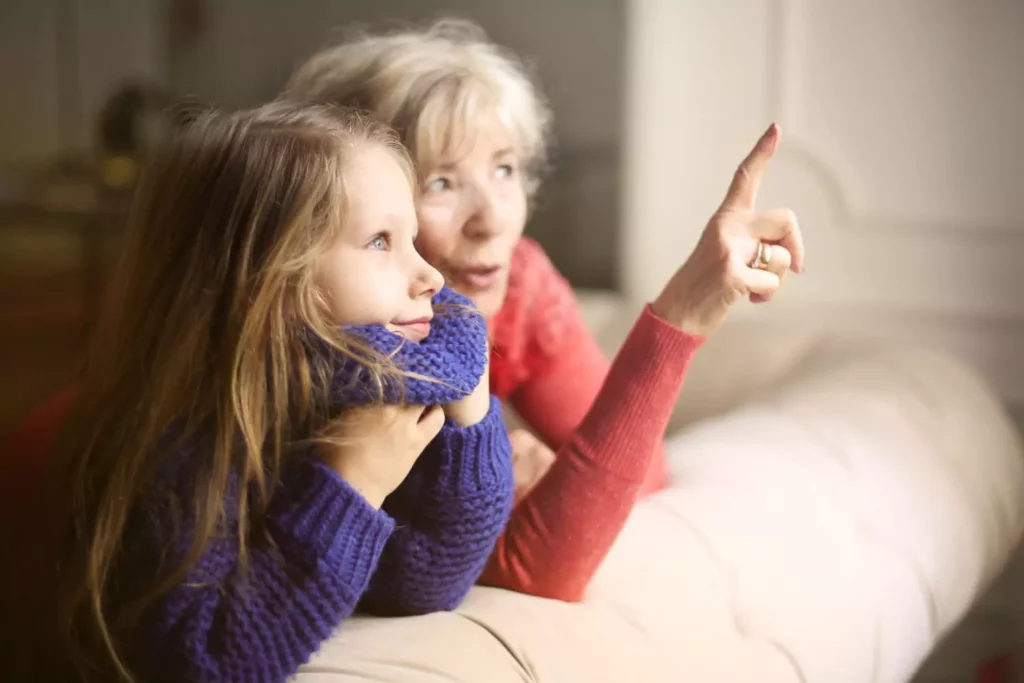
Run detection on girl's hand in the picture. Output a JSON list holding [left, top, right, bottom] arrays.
[[651, 123, 806, 337], [443, 361, 491, 428], [320, 403, 445, 508], [509, 429, 556, 502]]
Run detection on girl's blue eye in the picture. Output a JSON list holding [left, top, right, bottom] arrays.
[[424, 177, 452, 193], [369, 234, 389, 250], [496, 163, 515, 179]]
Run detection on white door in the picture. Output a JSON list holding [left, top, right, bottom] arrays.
[[623, 0, 1024, 406]]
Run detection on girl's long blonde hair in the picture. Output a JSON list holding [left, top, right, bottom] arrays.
[[51, 100, 415, 681]]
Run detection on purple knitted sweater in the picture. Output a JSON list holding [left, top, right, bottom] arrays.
[[123, 287, 514, 683]]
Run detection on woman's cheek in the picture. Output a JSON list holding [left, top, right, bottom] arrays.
[[415, 208, 457, 260]]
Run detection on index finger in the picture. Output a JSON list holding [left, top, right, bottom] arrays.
[[720, 123, 780, 212]]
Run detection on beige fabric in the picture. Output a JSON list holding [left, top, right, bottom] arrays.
[[295, 302, 1024, 683]]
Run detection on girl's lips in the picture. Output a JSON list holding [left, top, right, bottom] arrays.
[[390, 318, 432, 341]]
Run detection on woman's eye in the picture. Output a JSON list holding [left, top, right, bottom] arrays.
[[368, 233, 390, 250], [424, 177, 452, 193], [496, 163, 516, 179]]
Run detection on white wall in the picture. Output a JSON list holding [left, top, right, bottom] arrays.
[[624, 0, 1024, 407]]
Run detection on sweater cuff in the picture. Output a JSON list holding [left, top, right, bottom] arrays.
[[639, 302, 708, 347], [403, 396, 513, 500], [573, 304, 705, 481], [269, 460, 395, 576]]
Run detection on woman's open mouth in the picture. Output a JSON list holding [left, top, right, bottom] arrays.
[[453, 265, 504, 291]]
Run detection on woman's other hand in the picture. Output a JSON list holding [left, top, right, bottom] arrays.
[[509, 429, 556, 502], [652, 123, 805, 337]]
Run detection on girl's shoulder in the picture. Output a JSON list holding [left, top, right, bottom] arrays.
[[490, 238, 587, 395]]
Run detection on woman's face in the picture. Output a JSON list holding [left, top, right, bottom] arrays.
[[415, 125, 528, 320]]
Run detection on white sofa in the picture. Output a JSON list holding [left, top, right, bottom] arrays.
[[294, 295, 1024, 683]]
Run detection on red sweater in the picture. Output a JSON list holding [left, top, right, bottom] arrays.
[[481, 237, 704, 600]]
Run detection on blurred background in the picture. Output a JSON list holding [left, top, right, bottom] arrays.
[[0, 1, 1022, 680], [0, 0, 628, 430]]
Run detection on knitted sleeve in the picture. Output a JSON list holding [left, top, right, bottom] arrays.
[[360, 396, 514, 614], [125, 456, 394, 683], [481, 238, 704, 601]]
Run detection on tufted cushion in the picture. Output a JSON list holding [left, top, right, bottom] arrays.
[[293, 300, 1024, 683]]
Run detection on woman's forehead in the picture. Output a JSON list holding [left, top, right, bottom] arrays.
[[418, 115, 518, 169]]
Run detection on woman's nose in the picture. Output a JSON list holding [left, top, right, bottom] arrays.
[[462, 185, 504, 239]]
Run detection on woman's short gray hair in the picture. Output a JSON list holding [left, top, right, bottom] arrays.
[[284, 18, 553, 196]]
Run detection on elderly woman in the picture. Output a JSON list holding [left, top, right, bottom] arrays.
[[283, 18, 804, 601]]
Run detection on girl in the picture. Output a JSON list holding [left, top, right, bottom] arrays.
[[27, 101, 513, 683]]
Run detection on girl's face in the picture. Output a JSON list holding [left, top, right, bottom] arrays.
[[415, 124, 528, 321], [315, 145, 444, 342]]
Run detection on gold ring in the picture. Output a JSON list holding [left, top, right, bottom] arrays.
[[750, 241, 773, 270]]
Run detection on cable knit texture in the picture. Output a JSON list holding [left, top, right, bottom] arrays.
[[482, 237, 705, 600], [120, 285, 514, 683], [330, 286, 488, 405]]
